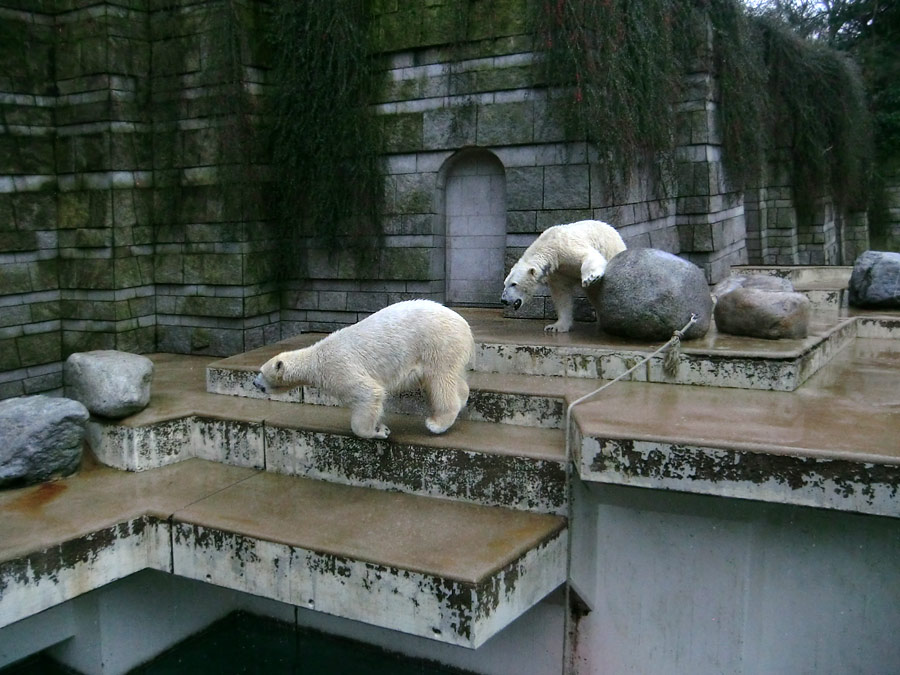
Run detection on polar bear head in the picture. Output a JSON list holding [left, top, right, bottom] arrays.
[[501, 261, 545, 310], [252, 352, 296, 394]]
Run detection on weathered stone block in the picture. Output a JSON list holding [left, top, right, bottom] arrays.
[[381, 113, 424, 153], [423, 106, 477, 149], [506, 167, 544, 211], [542, 165, 589, 210], [13, 193, 56, 231], [392, 173, 434, 214], [184, 254, 241, 285], [114, 257, 146, 287], [59, 259, 116, 290], [16, 331, 61, 367], [177, 295, 244, 318], [380, 247, 433, 280], [0, 263, 33, 294], [477, 101, 533, 146], [57, 192, 90, 229]]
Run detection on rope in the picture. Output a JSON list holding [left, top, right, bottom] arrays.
[[560, 313, 697, 674]]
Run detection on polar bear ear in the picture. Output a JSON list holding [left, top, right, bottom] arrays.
[[275, 360, 283, 371], [528, 266, 539, 277]]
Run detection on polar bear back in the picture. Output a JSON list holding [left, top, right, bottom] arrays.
[[522, 220, 626, 274], [314, 299, 473, 394]]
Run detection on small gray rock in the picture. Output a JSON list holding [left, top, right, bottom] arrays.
[[849, 250, 900, 308], [715, 288, 811, 339], [595, 248, 713, 341], [65, 350, 154, 418], [0, 395, 89, 488]]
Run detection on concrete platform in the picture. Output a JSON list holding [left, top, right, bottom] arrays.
[[0, 457, 566, 648], [575, 337, 900, 517], [208, 308, 872, 395], [200, 303, 900, 517]]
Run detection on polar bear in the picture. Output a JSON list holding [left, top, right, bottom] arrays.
[[252, 300, 473, 439], [501, 220, 626, 332]]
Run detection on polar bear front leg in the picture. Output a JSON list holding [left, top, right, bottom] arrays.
[[349, 384, 390, 439], [545, 276, 577, 332], [580, 251, 609, 288]]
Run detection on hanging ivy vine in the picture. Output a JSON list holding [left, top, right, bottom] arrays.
[[757, 17, 872, 220], [533, 0, 872, 218], [266, 0, 384, 263], [535, 0, 697, 187]]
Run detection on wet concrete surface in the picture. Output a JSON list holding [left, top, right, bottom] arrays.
[[573, 337, 900, 465], [0, 454, 564, 585]]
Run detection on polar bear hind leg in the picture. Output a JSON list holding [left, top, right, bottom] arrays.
[[456, 377, 470, 410], [545, 276, 579, 332], [424, 373, 466, 434], [580, 250, 609, 288], [424, 375, 463, 434], [349, 381, 390, 439]]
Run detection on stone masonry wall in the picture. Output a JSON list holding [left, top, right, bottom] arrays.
[[286, 0, 682, 330], [0, 3, 61, 398], [148, 0, 279, 357], [0, 0, 276, 398]]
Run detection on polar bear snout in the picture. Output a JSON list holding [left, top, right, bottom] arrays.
[[252, 373, 268, 393], [500, 288, 523, 311]]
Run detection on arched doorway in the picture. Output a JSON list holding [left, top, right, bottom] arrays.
[[443, 150, 507, 306]]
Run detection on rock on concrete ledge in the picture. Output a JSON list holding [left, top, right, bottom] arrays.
[[0, 395, 88, 488], [65, 350, 154, 419]]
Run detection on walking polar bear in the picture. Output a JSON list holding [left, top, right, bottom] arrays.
[[501, 220, 626, 332], [252, 300, 474, 439]]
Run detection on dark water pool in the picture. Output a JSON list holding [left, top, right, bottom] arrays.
[[3, 612, 474, 675]]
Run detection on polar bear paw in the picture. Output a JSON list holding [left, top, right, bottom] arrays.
[[582, 271, 603, 288], [372, 424, 391, 439], [544, 321, 571, 333]]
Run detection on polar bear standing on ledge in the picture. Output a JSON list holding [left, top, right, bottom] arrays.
[[501, 220, 627, 332], [252, 300, 473, 439]]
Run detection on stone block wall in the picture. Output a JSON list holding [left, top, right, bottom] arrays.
[[148, 0, 279, 356], [53, 1, 156, 357], [674, 65, 748, 282], [881, 165, 900, 251], [285, 0, 683, 330], [0, 3, 61, 398], [0, 0, 276, 398], [744, 149, 871, 266]]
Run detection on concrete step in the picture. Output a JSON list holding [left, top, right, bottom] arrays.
[[206, 311, 860, 404], [0, 458, 566, 648], [572, 338, 900, 518], [89, 355, 568, 514], [464, 308, 858, 391]]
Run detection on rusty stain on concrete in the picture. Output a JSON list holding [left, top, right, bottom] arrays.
[[8, 481, 68, 514]]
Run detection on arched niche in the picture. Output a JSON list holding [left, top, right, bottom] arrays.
[[440, 149, 507, 306]]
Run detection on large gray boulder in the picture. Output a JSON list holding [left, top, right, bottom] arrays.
[[715, 287, 811, 340], [0, 395, 89, 488], [849, 250, 900, 308], [595, 248, 713, 341], [65, 350, 154, 418]]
